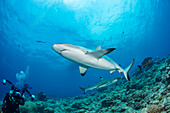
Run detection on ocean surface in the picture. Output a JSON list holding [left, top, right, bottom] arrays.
[[0, 0, 170, 100]]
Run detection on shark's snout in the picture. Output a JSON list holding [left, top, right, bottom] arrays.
[[52, 44, 60, 53], [52, 44, 67, 54], [52, 44, 58, 49]]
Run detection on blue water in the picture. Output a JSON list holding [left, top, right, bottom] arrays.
[[0, 0, 170, 98]]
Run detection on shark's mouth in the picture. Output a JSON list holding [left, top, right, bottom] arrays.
[[59, 49, 68, 54]]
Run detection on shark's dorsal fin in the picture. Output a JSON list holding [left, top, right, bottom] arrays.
[[100, 77, 104, 81], [79, 65, 88, 76], [87, 48, 116, 59], [95, 46, 102, 51]]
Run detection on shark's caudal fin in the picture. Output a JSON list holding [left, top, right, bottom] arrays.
[[123, 59, 135, 81], [79, 87, 86, 94]]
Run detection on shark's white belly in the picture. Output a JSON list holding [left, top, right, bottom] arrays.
[[61, 49, 115, 70]]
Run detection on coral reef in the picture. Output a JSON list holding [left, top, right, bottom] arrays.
[[147, 105, 160, 113], [0, 106, 2, 113], [0, 55, 170, 113], [19, 101, 37, 113], [37, 91, 48, 101]]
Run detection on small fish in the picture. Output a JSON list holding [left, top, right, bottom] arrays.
[[138, 57, 152, 70], [36, 41, 46, 43]]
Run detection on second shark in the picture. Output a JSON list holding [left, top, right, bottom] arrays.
[[80, 77, 122, 94]]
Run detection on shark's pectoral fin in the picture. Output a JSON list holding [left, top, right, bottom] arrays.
[[79, 65, 88, 76], [87, 48, 116, 59]]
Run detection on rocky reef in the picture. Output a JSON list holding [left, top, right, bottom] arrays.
[[1, 55, 170, 113]]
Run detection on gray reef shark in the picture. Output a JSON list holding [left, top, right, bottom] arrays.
[[52, 43, 134, 81], [80, 77, 122, 94]]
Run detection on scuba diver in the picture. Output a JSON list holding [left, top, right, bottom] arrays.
[[1, 79, 35, 113]]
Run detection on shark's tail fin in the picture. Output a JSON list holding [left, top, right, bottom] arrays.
[[79, 87, 86, 94], [122, 59, 135, 81]]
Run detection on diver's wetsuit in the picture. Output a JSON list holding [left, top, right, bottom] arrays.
[[2, 92, 25, 113], [1, 80, 34, 113]]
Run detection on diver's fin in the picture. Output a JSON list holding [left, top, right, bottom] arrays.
[[79, 87, 86, 94], [95, 46, 102, 51], [122, 59, 135, 81], [79, 65, 88, 76], [100, 77, 104, 80], [88, 48, 116, 59]]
